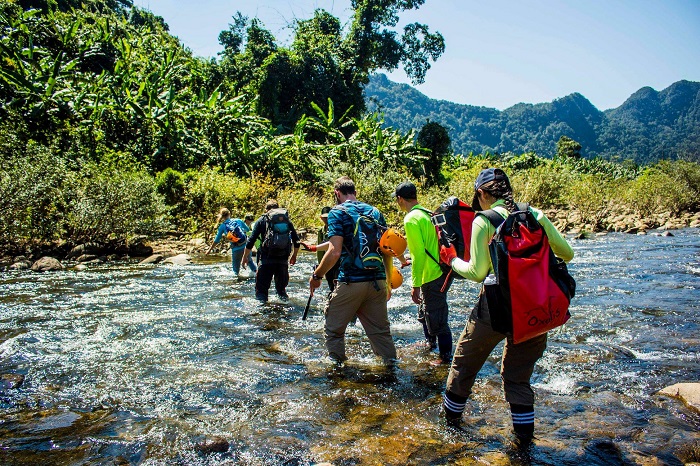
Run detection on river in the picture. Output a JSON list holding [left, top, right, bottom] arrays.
[[0, 229, 698, 465]]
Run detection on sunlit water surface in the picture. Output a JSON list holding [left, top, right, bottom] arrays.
[[1, 229, 699, 465]]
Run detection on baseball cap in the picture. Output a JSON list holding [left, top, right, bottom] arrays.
[[393, 181, 417, 199], [474, 168, 509, 191], [320, 206, 331, 218]]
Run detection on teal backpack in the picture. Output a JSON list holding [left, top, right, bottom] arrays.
[[334, 203, 385, 271]]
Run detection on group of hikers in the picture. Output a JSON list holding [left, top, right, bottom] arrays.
[[206, 169, 575, 443]]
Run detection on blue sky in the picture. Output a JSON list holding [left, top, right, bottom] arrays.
[[133, 0, 700, 111]]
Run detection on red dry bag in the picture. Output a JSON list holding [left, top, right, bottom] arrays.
[[481, 203, 575, 343]]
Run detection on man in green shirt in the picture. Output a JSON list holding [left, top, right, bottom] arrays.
[[394, 181, 453, 365]]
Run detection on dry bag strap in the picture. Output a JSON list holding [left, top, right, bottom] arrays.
[[479, 202, 529, 229]]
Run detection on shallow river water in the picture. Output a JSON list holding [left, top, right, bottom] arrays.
[[0, 229, 699, 465]]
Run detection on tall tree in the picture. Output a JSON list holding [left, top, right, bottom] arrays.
[[416, 120, 450, 185], [218, 0, 445, 132]]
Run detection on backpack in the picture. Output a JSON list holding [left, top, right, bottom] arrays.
[[419, 197, 476, 279], [262, 208, 292, 257], [481, 203, 576, 344], [334, 202, 385, 272], [224, 219, 246, 247]]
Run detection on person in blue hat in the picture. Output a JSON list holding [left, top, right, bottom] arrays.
[[439, 168, 574, 443]]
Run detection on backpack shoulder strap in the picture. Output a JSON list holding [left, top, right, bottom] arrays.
[[516, 202, 529, 212], [478, 209, 505, 229]]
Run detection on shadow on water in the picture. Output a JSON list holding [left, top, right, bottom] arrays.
[[0, 229, 699, 464]]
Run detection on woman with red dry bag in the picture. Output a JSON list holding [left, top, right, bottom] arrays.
[[439, 168, 574, 443]]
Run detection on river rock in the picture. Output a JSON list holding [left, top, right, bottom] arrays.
[[163, 254, 191, 265], [658, 383, 700, 412], [10, 261, 31, 270], [76, 254, 98, 263], [140, 254, 164, 264], [0, 373, 25, 389], [74, 264, 87, 271], [189, 238, 206, 247], [67, 242, 105, 259], [31, 256, 64, 272], [195, 436, 229, 454], [128, 244, 153, 257]]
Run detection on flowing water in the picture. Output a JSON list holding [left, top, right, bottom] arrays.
[[0, 229, 699, 465]]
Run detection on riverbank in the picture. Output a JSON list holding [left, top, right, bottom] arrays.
[[1, 209, 699, 270]]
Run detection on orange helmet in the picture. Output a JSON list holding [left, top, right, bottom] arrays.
[[390, 267, 404, 289], [380, 228, 407, 258]]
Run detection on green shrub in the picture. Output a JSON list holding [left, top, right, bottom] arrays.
[[66, 165, 169, 242], [625, 166, 693, 217], [0, 142, 71, 244], [511, 163, 572, 208], [182, 167, 279, 234], [565, 174, 619, 230], [155, 168, 186, 206]]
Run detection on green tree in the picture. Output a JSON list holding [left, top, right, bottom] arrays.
[[417, 120, 450, 185], [556, 135, 582, 159], [217, 1, 445, 132]]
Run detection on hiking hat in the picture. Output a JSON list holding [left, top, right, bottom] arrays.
[[244, 213, 254, 221], [320, 206, 331, 218], [393, 181, 417, 200]]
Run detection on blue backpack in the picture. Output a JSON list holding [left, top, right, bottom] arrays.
[[334, 203, 385, 271], [224, 219, 246, 246]]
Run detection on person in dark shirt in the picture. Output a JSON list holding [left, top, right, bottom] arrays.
[[242, 199, 300, 302]]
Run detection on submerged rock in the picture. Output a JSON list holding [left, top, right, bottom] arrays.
[[658, 382, 700, 412], [31, 256, 64, 272], [195, 436, 229, 454], [163, 254, 191, 265], [0, 373, 25, 389], [139, 254, 164, 265]]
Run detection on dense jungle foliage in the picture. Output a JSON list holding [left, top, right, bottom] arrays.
[[1, 0, 698, 251], [366, 73, 700, 164]]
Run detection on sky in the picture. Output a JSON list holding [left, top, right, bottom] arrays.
[[133, 0, 700, 111]]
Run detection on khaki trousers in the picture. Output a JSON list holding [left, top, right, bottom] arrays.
[[446, 315, 547, 406], [324, 280, 397, 362]]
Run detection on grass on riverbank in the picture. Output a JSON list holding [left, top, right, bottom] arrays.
[[1, 153, 699, 257]]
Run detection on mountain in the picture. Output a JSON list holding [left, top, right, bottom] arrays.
[[364, 74, 700, 163]]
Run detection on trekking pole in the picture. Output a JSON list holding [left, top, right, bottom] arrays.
[[302, 290, 314, 320], [303, 263, 318, 320]]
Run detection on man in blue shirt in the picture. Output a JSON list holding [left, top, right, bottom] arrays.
[[309, 176, 397, 365]]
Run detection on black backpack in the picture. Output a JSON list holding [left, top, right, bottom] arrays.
[[419, 197, 476, 277], [262, 208, 292, 257]]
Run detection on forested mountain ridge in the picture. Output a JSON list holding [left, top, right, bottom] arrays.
[[364, 73, 700, 163]]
